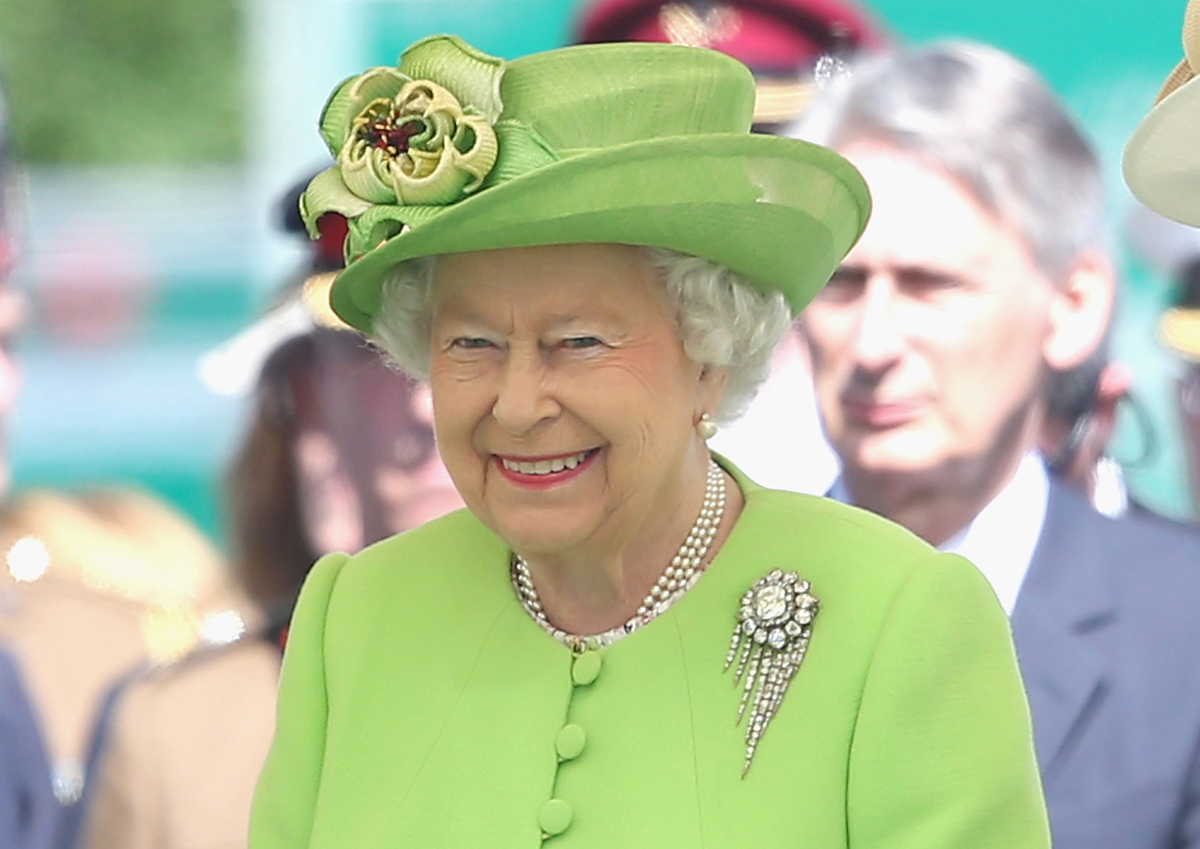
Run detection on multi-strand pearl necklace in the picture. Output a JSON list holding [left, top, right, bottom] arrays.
[[511, 459, 727, 652]]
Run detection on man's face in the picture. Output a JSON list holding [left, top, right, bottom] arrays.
[[802, 140, 1058, 486]]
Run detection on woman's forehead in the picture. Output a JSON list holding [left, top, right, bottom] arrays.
[[431, 244, 666, 319]]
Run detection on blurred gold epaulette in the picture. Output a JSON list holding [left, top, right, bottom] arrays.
[[0, 488, 260, 665], [139, 612, 269, 685], [1160, 307, 1200, 361]]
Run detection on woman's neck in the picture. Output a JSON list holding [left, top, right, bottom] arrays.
[[519, 466, 744, 636]]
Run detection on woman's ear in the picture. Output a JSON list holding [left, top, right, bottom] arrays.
[[1044, 249, 1116, 371], [697, 364, 731, 416]]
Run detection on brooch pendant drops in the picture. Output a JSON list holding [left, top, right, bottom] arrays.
[[725, 568, 819, 775]]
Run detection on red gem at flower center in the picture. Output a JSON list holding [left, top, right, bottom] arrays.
[[363, 113, 424, 156]]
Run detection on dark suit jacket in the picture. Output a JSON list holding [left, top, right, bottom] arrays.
[[1013, 480, 1200, 849], [0, 648, 55, 849]]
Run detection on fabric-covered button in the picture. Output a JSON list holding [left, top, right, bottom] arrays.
[[572, 651, 602, 685], [538, 798, 573, 835], [556, 724, 586, 761]]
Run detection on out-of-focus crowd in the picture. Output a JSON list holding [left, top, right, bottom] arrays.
[[5, 1, 1200, 848]]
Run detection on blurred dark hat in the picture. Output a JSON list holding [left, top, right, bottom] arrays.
[[575, 0, 888, 124], [198, 172, 357, 397], [1160, 259, 1200, 362]]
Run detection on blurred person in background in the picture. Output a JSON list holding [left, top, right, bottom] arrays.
[[0, 648, 54, 849], [800, 40, 1200, 848], [77, 187, 461, 849], [575, 0, 888, 494], [1124, 199, 1200, 521], [0, 488, 239, 849], [0, 62, 237, 848], [0, 64, 55, 849], [1040, 350, 1138, 517], [1156, 260, 1200, 515], [1124, 202, 1200, 519], [1124, 0, 1200, 518]]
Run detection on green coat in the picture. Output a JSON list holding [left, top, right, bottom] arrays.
[[250, 467, 1049, 848]]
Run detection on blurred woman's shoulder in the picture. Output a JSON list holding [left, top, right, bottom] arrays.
[[0, 487, 238, 814], [81, 628, 279, 849]]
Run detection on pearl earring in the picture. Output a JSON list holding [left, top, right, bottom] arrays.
[[696, 413, 718, 440]]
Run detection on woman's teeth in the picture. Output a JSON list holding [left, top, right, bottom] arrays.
[[501, 450, 591, 475]]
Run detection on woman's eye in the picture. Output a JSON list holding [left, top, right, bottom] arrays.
[[561, 336, 603, 349], [451, 337, 494, 350]]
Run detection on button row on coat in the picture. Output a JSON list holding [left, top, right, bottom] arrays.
[[538, 652, 602, 839]]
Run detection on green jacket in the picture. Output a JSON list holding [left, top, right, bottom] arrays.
[[250, 468, 1049, 848]]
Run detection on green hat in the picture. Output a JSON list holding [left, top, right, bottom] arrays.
[[301, 35, 870, 333]]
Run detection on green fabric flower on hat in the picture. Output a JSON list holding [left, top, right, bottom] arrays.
[[301, 35, 505, 260]]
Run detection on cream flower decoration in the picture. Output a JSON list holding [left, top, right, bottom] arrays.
[[300, 35, 504, 260]]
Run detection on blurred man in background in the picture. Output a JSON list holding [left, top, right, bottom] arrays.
[[576, 0, 887, 494], [800, 41, 1200, 849], [1124, 0, 1200, 520], [1123, 202, 1200, 520], [1040, 350, 1137, 517], [1158, 259, 1200, 515]]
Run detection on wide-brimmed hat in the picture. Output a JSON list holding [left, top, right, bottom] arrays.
[[300, 35, 870, 334], [575, 0, 888, 125], [1124, 0, 1200, 226]]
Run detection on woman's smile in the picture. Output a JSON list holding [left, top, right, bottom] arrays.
[[493, 447, 601, 488]]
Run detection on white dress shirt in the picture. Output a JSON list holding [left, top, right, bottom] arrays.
[[831, 453, 1050, 615]]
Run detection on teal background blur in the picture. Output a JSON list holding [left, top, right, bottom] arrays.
[[7, 0, 1196, 540]]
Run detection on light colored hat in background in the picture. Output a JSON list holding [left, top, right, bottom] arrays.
[[196, 270, 353, 397], [196, 196, 357, 399], [1124, 0, 1200, 226]]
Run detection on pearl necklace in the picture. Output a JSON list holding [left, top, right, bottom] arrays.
[[511, 459, 727, 652]]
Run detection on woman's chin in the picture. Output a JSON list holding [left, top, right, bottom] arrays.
[[485, 511, 597, 560]]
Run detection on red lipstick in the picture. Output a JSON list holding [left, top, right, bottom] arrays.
[[493, 448, 600, 489]]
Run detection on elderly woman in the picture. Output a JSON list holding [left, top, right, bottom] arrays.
[[250, 36, 1049, 848]]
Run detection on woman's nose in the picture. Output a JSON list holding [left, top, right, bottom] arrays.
[[491, 349, 560, 435]]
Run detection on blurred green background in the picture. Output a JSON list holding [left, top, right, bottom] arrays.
[[0, 0, 1191, 540]]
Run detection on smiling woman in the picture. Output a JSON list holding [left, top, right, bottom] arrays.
[[420, 244, 749, 637], [249, 35, 1051, 849]]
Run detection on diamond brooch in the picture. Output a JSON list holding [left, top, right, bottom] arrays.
[[724, 568, 819, 775]]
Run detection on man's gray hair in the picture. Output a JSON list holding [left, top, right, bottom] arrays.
[[796, 40, 1104, 278], [371, 249, 792, 424]]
